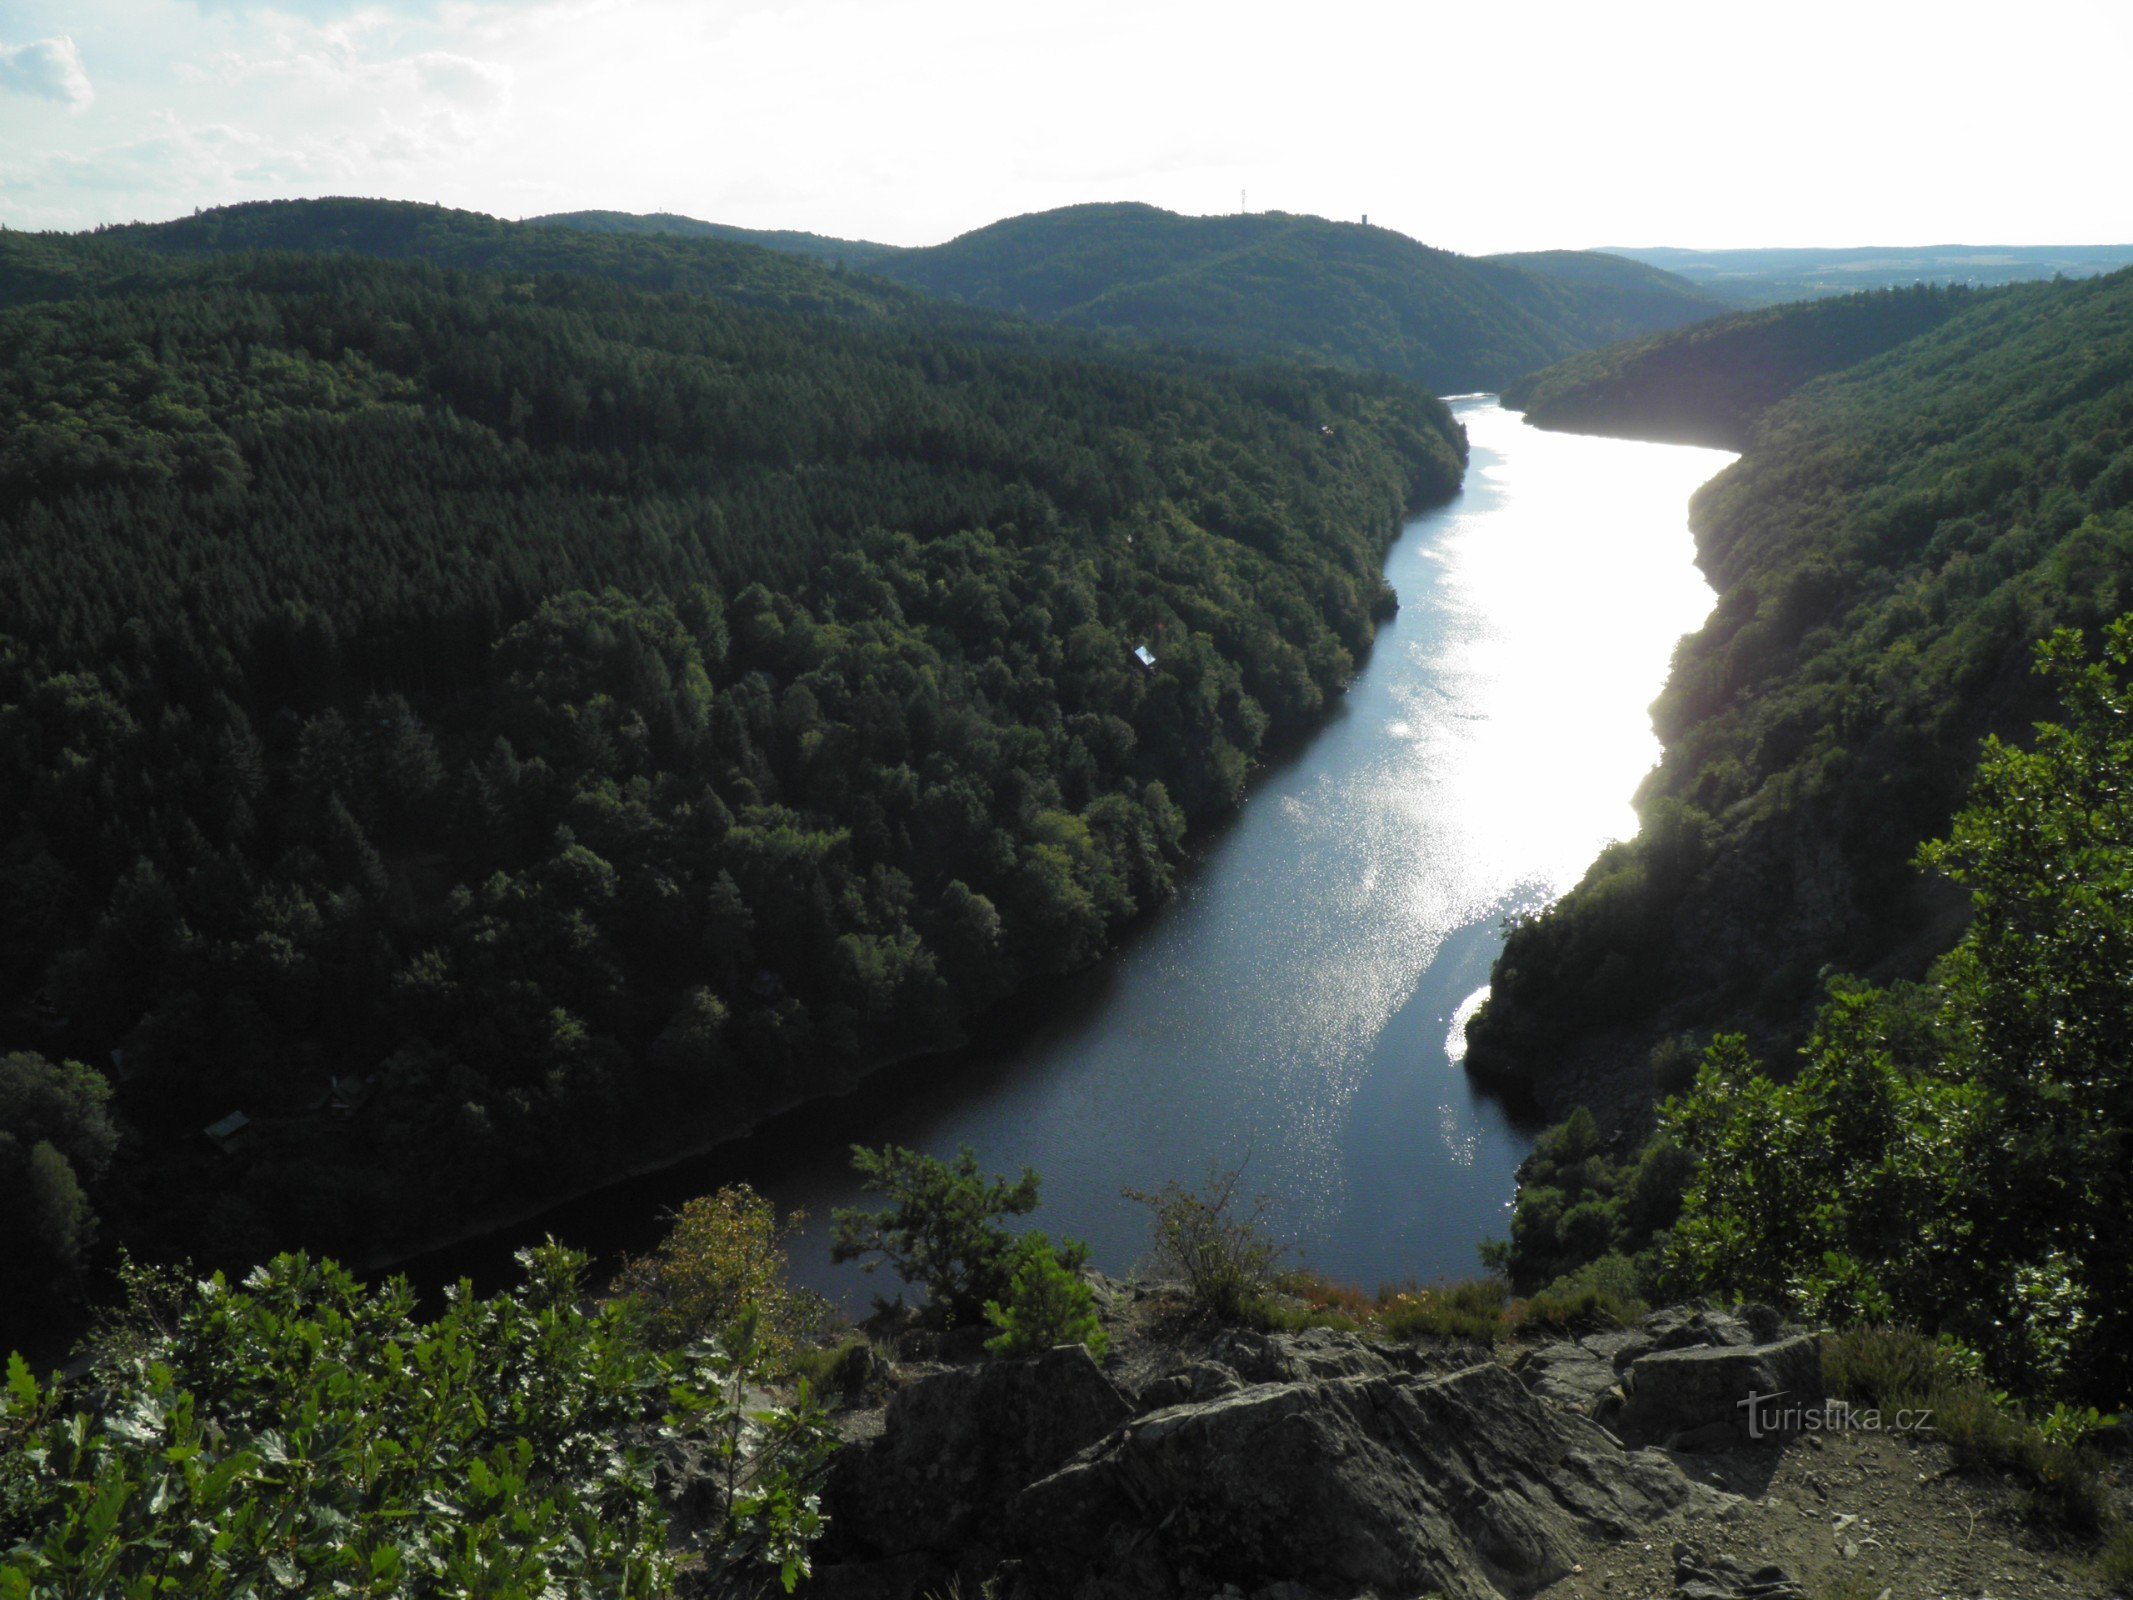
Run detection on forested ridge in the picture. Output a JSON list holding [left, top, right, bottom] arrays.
[[1499, 283, 1986, 448], [0, 208, 1464, 1347], [1471, 268, 2133, 1112], [543, 201, 1727, 392], [1472, 266, 2133, 1413]]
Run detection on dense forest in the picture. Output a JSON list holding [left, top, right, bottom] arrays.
[[1499, 283, 1984, 448], [0, 205, 1465, 1348], [1470, 267, 2133, 1116], [534, 208, 910, 271], [546, 201, 1726, 393]]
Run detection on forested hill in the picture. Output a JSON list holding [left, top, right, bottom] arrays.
[[84, 196, 921, 319], [540, 201, 1726, 392], [0, 225, 1463, 1348], [532, 208, 909, 271], [1467, 267, 2133, 1113], [1499, 284, 1986, 449]]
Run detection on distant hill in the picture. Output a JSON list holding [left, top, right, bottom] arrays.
[[530, 209, 907, 271], [865, 204, 1727, 393], [93, 196, 919, 320], [534, 202, 1727, 393], [1607, 243, 2133, 308], [1500, 283, 1987, 449]]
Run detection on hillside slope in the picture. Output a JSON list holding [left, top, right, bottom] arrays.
[[1468, 269, 2133, 1113], [532, 202, 1725, 392], [95, 196, 919, 319], [1500, 284, 1986, 449], [865, 204, 1724, 392], [0, 224, 1462, 1342], [531, 208, 908, 270]]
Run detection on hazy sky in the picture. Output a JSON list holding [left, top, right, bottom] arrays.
[[4, 0, 2129, 253]]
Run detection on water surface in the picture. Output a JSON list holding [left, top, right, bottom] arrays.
[[419, 398, 1732, 1301]]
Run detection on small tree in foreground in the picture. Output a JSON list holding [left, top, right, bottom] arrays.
[[1126, 1163, 1286, 1322], [831, 1144, 1044, 1326], [609, 1184, 831, 1361], [984, 1234, 1107, 1360]]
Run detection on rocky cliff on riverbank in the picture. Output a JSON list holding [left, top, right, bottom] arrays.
[[765, 1279, 2120, 1600]]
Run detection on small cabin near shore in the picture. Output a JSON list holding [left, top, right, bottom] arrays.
[[204, 1110, 253, 1156]]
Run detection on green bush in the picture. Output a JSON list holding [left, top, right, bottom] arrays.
[[1510, 1281, 1643, 1338], [609, 1184, 833, 1360], [1821, 1326, 2110, 1535], [983, 1235, 1107, 1360], [1126, 1165, 1286, 1323], [1377, 1278, 1509, 1343], [0, 1244, 836, 1597], [831, 1145, 1043, 1327], [2095, 1524, 2133, 1592]]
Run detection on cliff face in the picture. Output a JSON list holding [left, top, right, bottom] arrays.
[[797, 1286, 1808, 1598], [782, 1285, 2101, 1600]]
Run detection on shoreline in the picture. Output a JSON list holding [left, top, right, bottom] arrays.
[[363, 464, 1472, 1287]]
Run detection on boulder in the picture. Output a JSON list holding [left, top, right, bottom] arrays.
[[822, 1343, 1132, 1559], [1615, 1334, 1824, 1450], [1006, 1361, 1693, 1600], [1134, 1359, 1245, 1411], [1672, 1541, 1805, 1600], [1514, 1340, 1624, 1413]]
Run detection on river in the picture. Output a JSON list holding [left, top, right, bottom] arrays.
[[408, 397, 1733, 1305]]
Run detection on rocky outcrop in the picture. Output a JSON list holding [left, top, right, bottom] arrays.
[[1670, 1541, 1806, 1600], [1512, 1307, 1822, 1452], [807, 1328, 1728, 1600], [1614, 1334, 1823, 1451], [1007, 1360, 1693, 1600], [822, 1342, 1133, 1561]]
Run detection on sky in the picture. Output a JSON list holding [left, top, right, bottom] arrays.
[[3, 0, 2129, 254]]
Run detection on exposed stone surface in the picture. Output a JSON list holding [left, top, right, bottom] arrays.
[[1670, 1541, 1806, 1600], [810, 1330, 1706, 1600], [821, 1342, 1132, 1561], [1615, 1333, 1824, 1450], [1007, 1361, 1693, 1600]]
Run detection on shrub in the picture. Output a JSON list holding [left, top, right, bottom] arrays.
[[983, 1235, 1107, 1360], [1821, 1326, 2109, 1535], [1510, 1281, 1644, 1337], [610, 1184, 832, 1359], [831, 1145, 1042, 1327], [2095, 1524, 2133, 1592], [1126, 1164, 1285, 1323], [788, 1336, 880, 1402], [1, 1244, 836, 1597], [1377, 1278, 1509, 1343]]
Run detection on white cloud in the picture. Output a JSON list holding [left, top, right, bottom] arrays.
[[0, 35, 94, 110], [410, 51, 508, 111]]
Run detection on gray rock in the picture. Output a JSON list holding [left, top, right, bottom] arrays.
[[1579, 1328, 1656, 1370], [1205, 1326, 1413, 1383], [1007, 1360, 1692, 1600], [1514, 1340, 1623, 1412], [1137, 1359, 1247, 1411], [1641, 1307, 1759, 1352], [823, 1343, 1132, 1558], [1672, 1540, 1805, 1600], [1616, 1334, 1824, 1450]]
